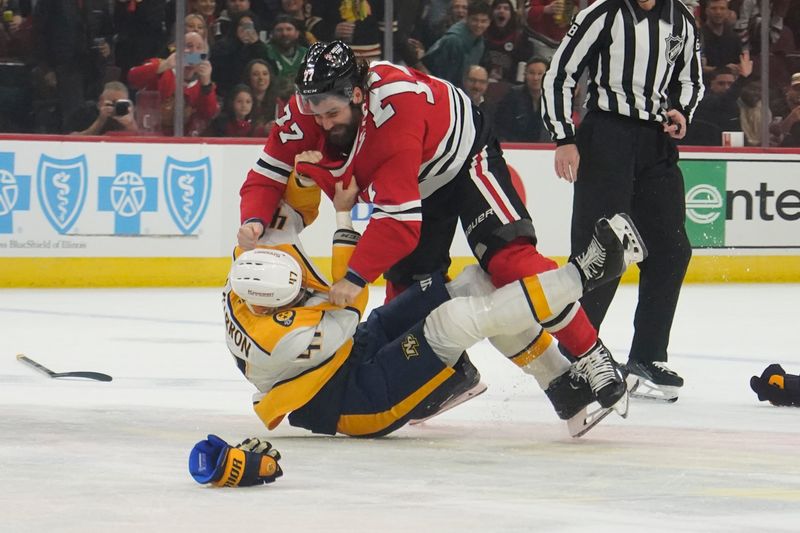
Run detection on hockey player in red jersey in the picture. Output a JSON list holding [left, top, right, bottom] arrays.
[[237, 40, 634, 413]]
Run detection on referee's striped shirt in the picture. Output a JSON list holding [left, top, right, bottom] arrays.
[[542, 0, 704, 144]]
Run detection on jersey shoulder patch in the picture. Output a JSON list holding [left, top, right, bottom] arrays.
[[273, 310, 297, 327]]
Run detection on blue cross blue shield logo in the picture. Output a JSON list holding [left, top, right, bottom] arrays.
[[163, 156, 212, 235], [98, 154, 158, 235], [36, 154, 88, 234], [0, 152, 31, 234]]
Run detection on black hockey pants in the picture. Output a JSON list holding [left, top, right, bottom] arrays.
[[571, 111, 692, 363]]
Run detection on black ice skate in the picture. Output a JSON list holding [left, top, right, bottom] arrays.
[[545, 370, 615, 438], [625, 360, 683, 403], [571, 213, 647, 292], [545, 370, 594, 420], [571, 340, 628, 414], [409, 353, 487, 425]]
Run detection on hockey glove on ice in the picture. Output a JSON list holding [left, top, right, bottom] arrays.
[[189, 434, 283, 487], [750, 364, 800, 407]]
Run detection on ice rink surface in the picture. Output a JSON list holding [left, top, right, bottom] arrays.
[[1, 283, 799, 532]]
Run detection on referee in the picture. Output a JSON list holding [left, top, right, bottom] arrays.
[[542, 0, 704, 401]]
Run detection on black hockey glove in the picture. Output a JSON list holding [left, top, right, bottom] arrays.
[[750, 364, 800, 407], [189, 435, 283, 487]]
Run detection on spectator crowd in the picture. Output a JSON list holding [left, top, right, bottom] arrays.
[[0, 0, 798, 145]]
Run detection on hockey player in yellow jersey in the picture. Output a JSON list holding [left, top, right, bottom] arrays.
[[223, 171, 371, 432], [221, 165, 646, 434], [191, 166, 647, 486]]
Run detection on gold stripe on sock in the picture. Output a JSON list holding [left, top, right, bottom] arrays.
[[511, 330, 554, 367]]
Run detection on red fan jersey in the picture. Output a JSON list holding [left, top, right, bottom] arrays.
[[240, 62, 476, 283]]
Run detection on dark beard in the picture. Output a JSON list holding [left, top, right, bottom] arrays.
[[324, 104, 362, 151]]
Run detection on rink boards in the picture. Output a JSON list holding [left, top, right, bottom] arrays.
[[0, 135, 798, 286]]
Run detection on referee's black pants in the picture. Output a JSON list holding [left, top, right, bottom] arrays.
[[571, 111, 692, 364]]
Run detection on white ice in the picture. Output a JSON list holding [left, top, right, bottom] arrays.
[[1, 284, 799, 532]]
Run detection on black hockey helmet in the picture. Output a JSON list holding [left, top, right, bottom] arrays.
[[295, 40, 359, 115]]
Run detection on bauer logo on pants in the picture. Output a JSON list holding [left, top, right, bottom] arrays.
[[37, 154, 88, 234], [164, 156, 212, 235]]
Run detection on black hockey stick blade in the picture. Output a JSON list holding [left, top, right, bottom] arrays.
[[16, 354, 113, 382]]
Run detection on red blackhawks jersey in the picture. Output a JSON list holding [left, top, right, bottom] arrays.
[[240, 62, 477, 283]]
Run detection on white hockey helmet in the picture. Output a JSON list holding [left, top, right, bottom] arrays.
[[230, 249, 304, 312]]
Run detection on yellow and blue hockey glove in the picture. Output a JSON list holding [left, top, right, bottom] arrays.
[[750, 364, 800, 407], [189, 435, 283, 487]]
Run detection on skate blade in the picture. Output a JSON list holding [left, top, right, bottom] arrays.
[[625, 373, 641, 395], [609, 213, 648, 264], [627, 374, 679, 403], [408, 381, 488, 425], [568, 375, 638, 437], [567, 402, 615, 438], [611, 389, 630, 417]]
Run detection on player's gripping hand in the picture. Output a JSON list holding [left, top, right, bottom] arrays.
[[189, 434, 283, 487]]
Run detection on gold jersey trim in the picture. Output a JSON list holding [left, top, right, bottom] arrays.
[[253, 339, 353, 429], [336, 366, 455, 436]]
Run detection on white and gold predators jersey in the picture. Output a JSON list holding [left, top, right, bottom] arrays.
[[223, 178, 368, 430]]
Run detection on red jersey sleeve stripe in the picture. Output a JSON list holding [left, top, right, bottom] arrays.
[[253, 158, 291, 184], [469, 149, 521, 224]]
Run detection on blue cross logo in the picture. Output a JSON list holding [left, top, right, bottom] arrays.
[[0, 152, 31, 234], [98, 154, 158, 235]]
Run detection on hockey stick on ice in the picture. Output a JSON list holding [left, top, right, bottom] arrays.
[[16, 354, 113, 382]]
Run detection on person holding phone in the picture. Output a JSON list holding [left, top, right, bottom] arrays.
[[127, 31, 219, 136], [210, 10, 269, 97], [69, 81, 139, 136], [215, 0, 255, 43]]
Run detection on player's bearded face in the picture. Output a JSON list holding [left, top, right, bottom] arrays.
[[311, 98, 362, 149]]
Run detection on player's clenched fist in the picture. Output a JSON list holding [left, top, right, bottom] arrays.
[[237, 221, 264, 250]]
